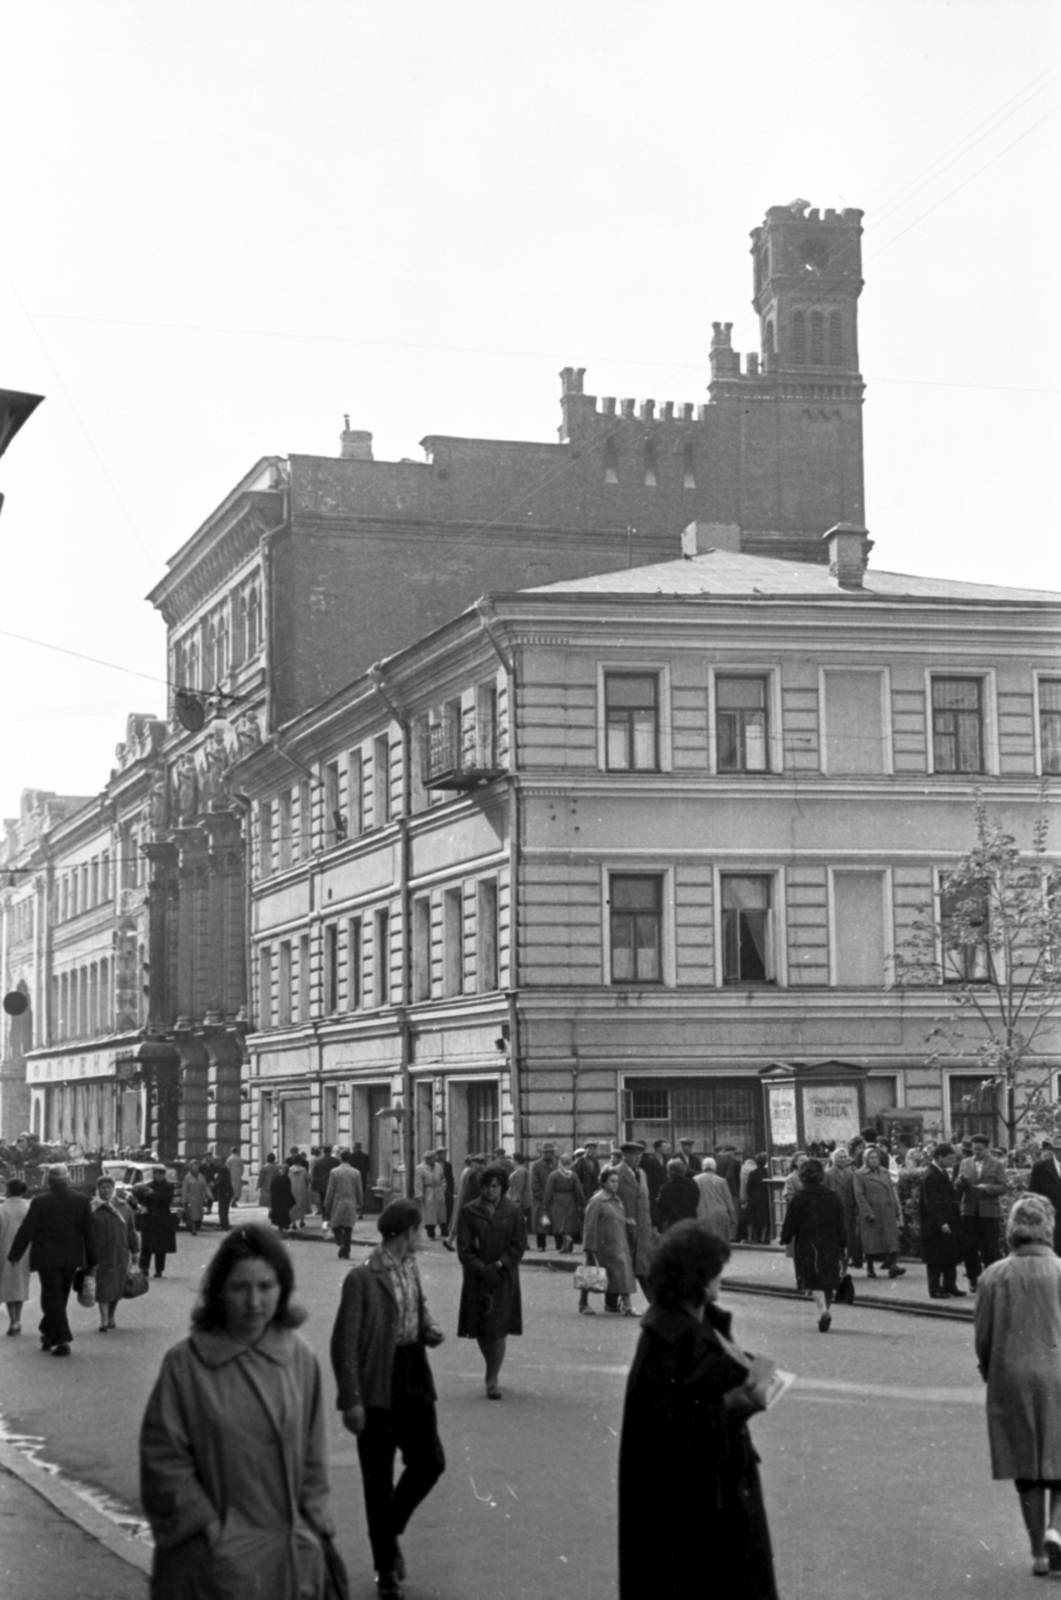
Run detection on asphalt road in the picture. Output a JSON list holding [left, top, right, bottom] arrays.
[[0, 1225, 1036, 1600]]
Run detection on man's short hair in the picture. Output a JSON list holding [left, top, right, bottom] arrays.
[[971, 1134, 991, 1148], [378, 1199, 423, 1239]]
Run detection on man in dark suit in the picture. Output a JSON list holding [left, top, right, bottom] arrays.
[[1028, 1140, 1061, 1252], [919, 1142, 966, 1299], [639, 1140, 669, 1227], [8, 1163, 97, 1356], [714, 1145, 742, 1201], [955, 1133, 1008, 1288], [677, 1138, 702, 1174]]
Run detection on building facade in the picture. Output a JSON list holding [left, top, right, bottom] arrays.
[[236, 526, 1060, 1191]]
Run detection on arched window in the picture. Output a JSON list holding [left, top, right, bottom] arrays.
[[232, 594, 247, 667], [763, 319, 775, 358], [216, 609, 228, 681], [186, 638, 199, 691], [644, 443, 658, 488], [829, 311, 842, 367], [791, 312, 806, 366], [248, 586, 261, 656], [99, 958, 109, 1033], [603, 438, 619, 486], [810, 311, 824, 366], [205, 619, 217, 687], [682, 444, 696, 490]]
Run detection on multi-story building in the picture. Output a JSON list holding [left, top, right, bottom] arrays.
[[237, 524, 1060, 1193], [140, 197, 867, 1160]]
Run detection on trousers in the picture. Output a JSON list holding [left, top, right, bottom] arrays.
[[356, 1347, 445, 1576], [38, 1266, 76, 1346]]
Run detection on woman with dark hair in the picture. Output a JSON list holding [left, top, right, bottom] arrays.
[[457, 1162, 526, 1399], [779, 1157, 848, 1332], [975, 1194, 1061, 1577], [91, 1175, 139, 1333], [656, 1157, 700, 1233], [269, 1162, 296, 1233], [139, 1224, 334, 1599], [619, 1221, 779, 1600]]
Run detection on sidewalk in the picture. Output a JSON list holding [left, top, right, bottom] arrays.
[[0, 1442, 149, 1597]]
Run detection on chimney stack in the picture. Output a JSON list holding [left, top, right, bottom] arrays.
[[339, 417, 374, 461], [822, 523, 873, 589], [681, 521, 742, 557]]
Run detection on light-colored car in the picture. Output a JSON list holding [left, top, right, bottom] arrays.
[[100, 1158, 177, 1206]]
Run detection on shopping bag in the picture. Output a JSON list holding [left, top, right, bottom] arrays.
[[835, 1272, 856, 1306], [123, 1267, 150, 1299], [573, 1263, 608, 1294], [76, 1271, 97, 1308]]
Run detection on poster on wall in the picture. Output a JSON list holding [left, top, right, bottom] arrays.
[[767, 1082, 798, 1149], [802, 1083, 861, 1147]]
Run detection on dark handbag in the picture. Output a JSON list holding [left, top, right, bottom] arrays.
[[835, 1272, 856, 1306], [321, 1533, 351, 1600], [123, 1267, 150, 1299]]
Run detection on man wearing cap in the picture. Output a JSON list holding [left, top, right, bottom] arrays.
[[7, 1163, 97, 1356], [132, 1164, 179, 1278], [530, 1143, 559, 1251], [1028, 1139, 1061, 1253], [573, 1141, 601, 1201], [955, 1133, 1007, 1289], [492, 1146, 515, 1176], [615, 1143, 655, 1295], [331, 1198, 446, 1600], [639, 1139, 670, 1227], [677, 1138, 702, 1174]]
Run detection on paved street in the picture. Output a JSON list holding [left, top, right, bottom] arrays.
[[0, 1220, 1039, 1599]]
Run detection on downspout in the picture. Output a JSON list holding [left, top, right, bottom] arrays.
[[369, 664, 414, 1195], [228, 791, 254, 1155], [475, 600, 524, 1152]]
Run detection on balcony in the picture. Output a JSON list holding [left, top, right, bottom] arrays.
[[425, 720, 504, 791]]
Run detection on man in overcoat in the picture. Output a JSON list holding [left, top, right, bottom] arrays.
[[331, 1199, 445, 1600], [324, 1152, 364, 1260], [615, 1142, 655, 1294], [956, 1133, 1007, 1288], [530, 1143, 558, 1250], [573, 1141, 601, 1202], [919, 1142, 967, 1299], [7, 1162, 97, 1356], [1028, 1141, 1061, 1252], [311, 1145, 340, 1215]]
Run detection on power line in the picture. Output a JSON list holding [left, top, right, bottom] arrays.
[[0, 626, 167, 686]]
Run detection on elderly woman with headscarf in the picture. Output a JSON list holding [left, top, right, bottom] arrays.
[[542, 1153, 586, 1254], [694, 1158, 738, 1243], [853, 1144, 905, 1279], [823, 1145, 862, 1270], [91, 1175, 140, 1333], [656, 1157, 700, 1233], [583, 1167, 637, 1316], [975, 1194, 1061, 1577], [779, 1157, 849, 1332]]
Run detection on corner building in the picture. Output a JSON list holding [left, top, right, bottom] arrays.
[[239, 528, 1060, 1192]]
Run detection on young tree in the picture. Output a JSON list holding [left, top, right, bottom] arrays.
[[895, 798, 1061, 1151]]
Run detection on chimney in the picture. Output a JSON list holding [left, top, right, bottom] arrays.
[[339, 416, 373, 461], [823, 523, 873, 589], [681, 521, 742, 557]]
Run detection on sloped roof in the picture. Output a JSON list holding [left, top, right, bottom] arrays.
[[526, 549, 1061, 604]]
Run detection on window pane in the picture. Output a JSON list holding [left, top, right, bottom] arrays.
[[635, 916, 661, 980], [613, 876, 660, 911], [717, 713, 738, 771], [743, 711, 767, 771], [607, 717, 630, 770], [933, 678, 980, 710], [1042, 680, 1061, 711], [611, 918, 635, 981], [722, 876, 769, 912], [631, 709, 656, 768], [717, 677, 765, 710], [956, 713, 983, 772], [607, 675, 656, 708]]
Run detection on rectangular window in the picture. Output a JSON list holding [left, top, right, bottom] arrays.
[[609, 874, 663, 983], [90, 858, 99, 907], [467, 1082, 500, 1159], [823, 670, 885, 774], [721, 874, 774, 984], [832, 871, 887, 986], [373, 736, 391, 826], [623, 1079, 763, 1155], [277, 941, 292, 1026], [443, 886, 464, 997], [940, 879, 990, 983], [324, 761, 345, 846], [375, 909, 390, 1006], [476, 683, 498, 768], [477, 878, 499, 992], [348, 751, 364, 837], [412, 897, 431, 1003], [259, 800, 274, 877], [298, 933, 311, 1021], [323, 924, 339, 1012], [278, 790, 294, 871], [932, 678, 983, 773], [717, 676, 769, 772], [297, 779, 312, 860], [101, 851, 111, 902], [605, 673, 658, 771], [948, 1076, 999, 1145], [1040, 679, 1061, 775], [259, 946, 273, 1027], [348, 917, 363, 1010]]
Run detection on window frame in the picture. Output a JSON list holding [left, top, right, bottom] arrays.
[[1034, 672, 1061, 776], [476, 877, 500, 993], [926, 669, 998, 776], [348, 916, 363, 1011], [323, 923, 339, 1014], [714, 672, 771, 775], [935, 869, 992, 985], [597, 663, 672, 774], [706, 666, 782, 775], [442, 885, 464, 998], [818, 666, 893, 776], [714, 867, 786, 988], [602, 866, 674, 987]]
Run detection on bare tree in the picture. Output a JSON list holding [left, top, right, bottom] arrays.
[[895, 798, 1061, 1151]]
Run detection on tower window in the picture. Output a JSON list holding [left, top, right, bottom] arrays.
[[604, 438, 619, 485], [810, 312, 825, 366], [644, 443, 658, 488], [682, 444, 696, 490], [763, 319, 775, 358], [791, 312, 806, 366], [829, 312, 842, 367]]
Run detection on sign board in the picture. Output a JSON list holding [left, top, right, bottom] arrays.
[[767, 1082, 798, 1149], [801, 1082, 861, 1146]]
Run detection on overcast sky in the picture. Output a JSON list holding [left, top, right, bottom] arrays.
[[1, 0, 1059, 824]]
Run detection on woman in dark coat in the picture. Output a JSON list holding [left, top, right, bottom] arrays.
[[269, 1165, 295, 1233], [134, 1166, 178, 1279], [919, 1142, 966, 1300], [656, 1157, 700, 1232], [744, 1153, 773, 1243], [457, 1163, 527, 1399], [779, 1158, 848, 1332], [619, 1222, 778, 1600]]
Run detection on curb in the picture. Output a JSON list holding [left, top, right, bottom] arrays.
[[0, 1437, 152, 1575]]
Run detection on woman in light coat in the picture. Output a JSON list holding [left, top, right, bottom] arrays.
[[182, 1162, 212, 1237], [91, 1175, 140, 1332], [323, 1153, 363, 1260], [0, 1178, 31, 1334], [582, 1168, 636, 1315], [140, 1224, 334, 1600], [413, 1153, 447, 1237], [694, 1159, 738, 1243], [288, 1162, 310, 1230], [975, 1194, 1061, 1577], [852, 1144, 905, 1278]]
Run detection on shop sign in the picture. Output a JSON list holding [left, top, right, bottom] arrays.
[[767, 1082, 798, 1148], [802, 1082, 860, 1145]]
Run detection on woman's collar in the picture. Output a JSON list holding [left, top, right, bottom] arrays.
[[191, 1323, 294, 1366]]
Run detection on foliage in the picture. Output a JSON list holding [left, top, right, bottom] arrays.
[[895, 797, 1061, 1151]]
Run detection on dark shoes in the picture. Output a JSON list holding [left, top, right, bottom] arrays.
[[377, 1573, 404, 1599], [52, 1343, 71, 1357], [818, 1313, 832, 1333], [888, 1266, 906, 1278]]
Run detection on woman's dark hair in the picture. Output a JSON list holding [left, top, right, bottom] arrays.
[[378, 1198, 423, 1239], [800, 1158, 826, 1185], [265, 1152, 276, 1163], [4, 1178, 27, 1197], [191, 1224, 303, 1332], [666, 1158, 686, 1178], [479, 1163, 510, 1193], [647, 1220, 730, 1310]]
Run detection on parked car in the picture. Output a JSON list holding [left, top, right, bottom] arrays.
[[100, 1158, 181, 1217]]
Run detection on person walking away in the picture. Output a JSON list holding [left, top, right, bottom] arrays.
[[331, 1199, 446, 1600], [492, 1146, 515, 1176], [619, 1222, 779, 1600], [181, 1161, 212, 1237], [507, 1153, 535, 1239], [639, 1140, 669, 1226], [311, 1145, 340, 1218], [975, 1194, 1061, 1577], [853, 1144, 905, 1278], [435, 1147, 455, 1231], [140, 1224, 335, 1600], [413, 1152, 446, 1239], [91, 1175, 140, 1332], [257, 1151, 280, 1209], [614, 1143, 655, 1297], [530, 1143, 558, 1250], [920, 1142, 967, 1299], [212, 1160, 234, 1231], [542, 1153, 585, 1252], [457, 1164, 527, 1397], [656, 1158, 700, 1233], [269, 1163, 296, 1233], [134, 1165, 178, 1279], [350, 1142, 372, 1208], [779, 1158, 848, 1331], [7, 1162, 97, 1357], [744, 1154, 773, 1244], [823, 1146, 862, 1268], [324, 1150, 363, 1260], [225, 1144, 245, 1208], [956, 1132, 1008, 1289], [694, 1158, 738, 1243], [442, 1154, 485, 1252], [1028, 1140, 1061, 1252], [0, 1178, 31, 1334], [288, 1160, 310, 1230], [714, 1145, 742, 1204], [582, 1167, 637, 1315]]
